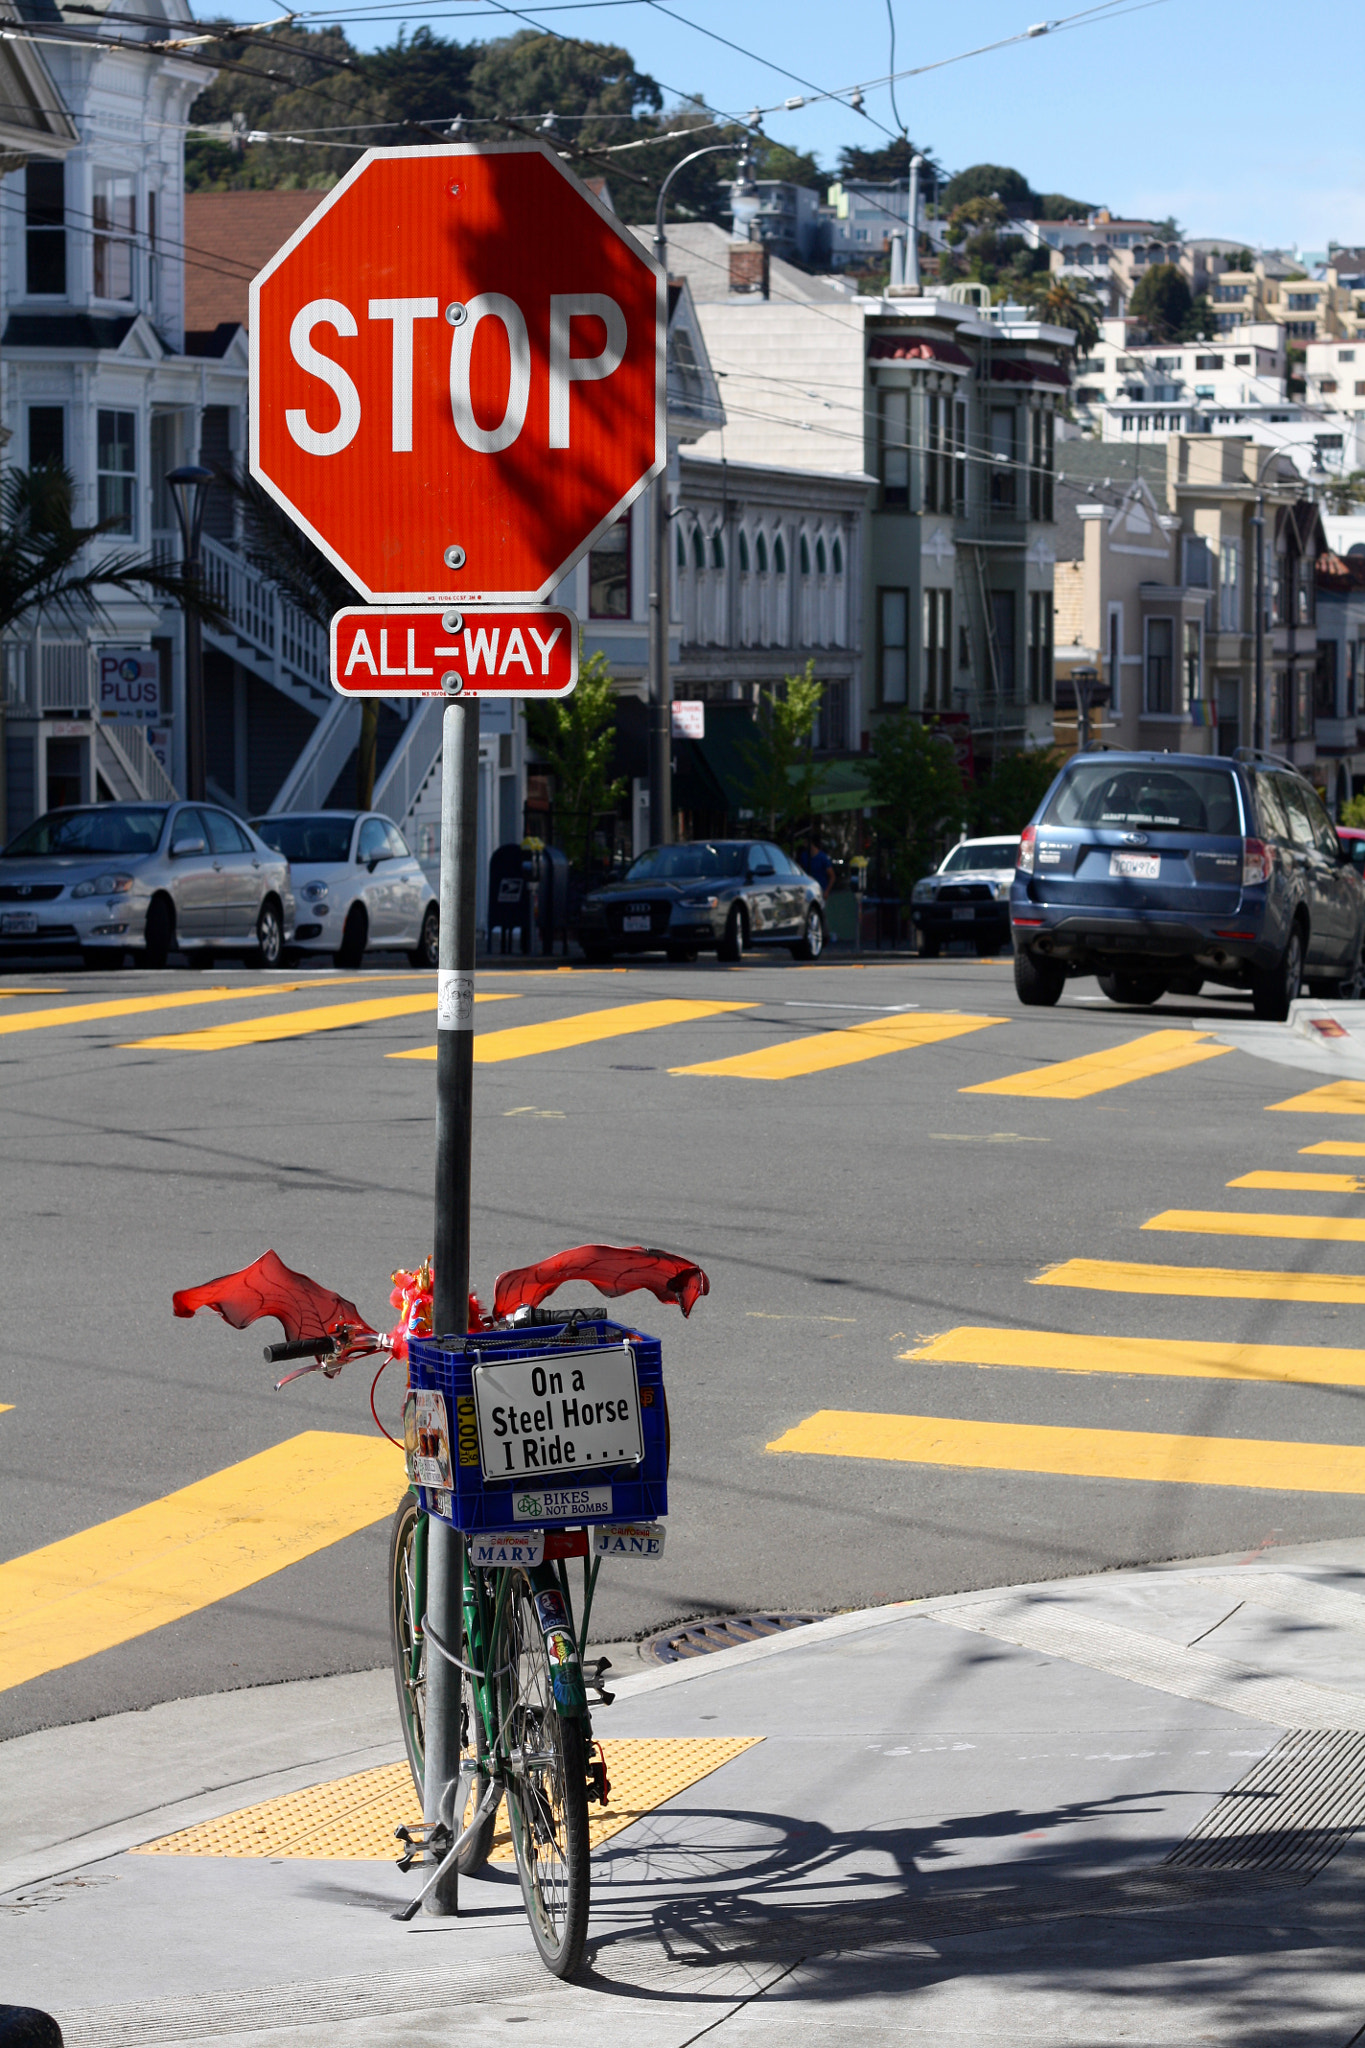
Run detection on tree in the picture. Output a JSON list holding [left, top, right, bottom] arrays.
[[1323, 471, 1365, 515], [0, 463, 221, 639], [1035, 192, 1095, 221], [865, 714, 963, 893], [945, 194, 1006, 244], [1021, 273, 1101, 352], [968, 747, 1062, 837], [836, 138, 941, 185], [738, 661, 823, 844], [1341, 794, 1365, 828], [1127, 262, 1192, 341], [942, 163, 1031, 211], [523, 650, 624, 870], [1178, 293, 1216, 342]]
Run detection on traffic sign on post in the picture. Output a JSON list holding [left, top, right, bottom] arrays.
[[330, 606, 578, 698], [250, 142, 665, 601]]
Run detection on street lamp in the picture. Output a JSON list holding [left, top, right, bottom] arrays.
[[649, 140, 742, 846], [166, 463, 213, 802], [1250, 443, 1293, 756]]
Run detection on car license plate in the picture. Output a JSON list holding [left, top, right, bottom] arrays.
[[0, 912, 38, 935], [622, 914, 651, 932], [952, 907, 974, 920], [473, 1342, 644, 1481], [1110, 853, 1159, 879]]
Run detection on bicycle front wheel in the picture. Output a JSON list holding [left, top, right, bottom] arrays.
[[387, 1493, 497, 1873], [499, 1571, 591, 1977]]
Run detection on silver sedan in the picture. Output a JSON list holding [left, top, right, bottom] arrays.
[[0, 801, 296, 968]]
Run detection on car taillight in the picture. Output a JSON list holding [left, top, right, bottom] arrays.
[[1017, 825, 1036, 875], [1242, 837, 1271, 886]]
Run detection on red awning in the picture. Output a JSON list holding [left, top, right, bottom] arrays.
[[989, 357, 1071, 387], [868, 336, 971, 368]]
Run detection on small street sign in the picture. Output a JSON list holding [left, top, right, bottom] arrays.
[[250, 141, 665, 604], [330, 606, 578, 698]]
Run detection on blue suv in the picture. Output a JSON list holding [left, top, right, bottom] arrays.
[[1010, 752, 1365, 1019]]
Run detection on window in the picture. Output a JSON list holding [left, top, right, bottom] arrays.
[[990, 589, 1016, 697], [1316, 640, 1339, 719], [831, 534, 843, 574], [1288, 293, 1316, 311], [1028, 590, 1053, 704], [989, 408, 1016, 512], [25, 161, 65, 296], [1183, 535, 1212, 587], [203, 809, 252, 855], [1270, 671, 1288, 743], [358, 817, 388, 862], [1357, 383, 1365, 397], [691, 526, 705, 571], [798, 532, 811, 575], [385, 823, 411, 859], [1144, 617, 1175, 714], [1028, 409, 1054, 521], [880, 388, 908, 508], [28, 406, 64, 471], [1195, 354, 1224, 370], [879, 588, 908, 704], [1107, 603, 1123, 716], [1341, 350, 1357, 363], [675, 526, 686, 570], [815, 535, 827, 573], [710, 530, 725, 570], [1295, 554, 1315, 627], [773, 534, 786, 575], [1234, 352, 1251, 365], [1272, 552, 1288, 625], [923, 588, 951, 709], [737, 529, 750, 573], [756, 531, 769, 573], [1218, 540, 1241, 631], [1183, 619, 1202, 706], [93, 174, 135, 301], [97, 410, 136, 535], [588, 512, 630, 618], [1321, 379, 1339, 394]]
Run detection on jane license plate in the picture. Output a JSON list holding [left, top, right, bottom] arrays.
[[622, 914, 651, 932], [472, 1343, 644, 1482], [1, 912, 38, 935], [1110, 852, 1159, 879]]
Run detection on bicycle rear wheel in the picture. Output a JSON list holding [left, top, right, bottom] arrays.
[[498, 1571, 591, 1977], [386, 1493, 497, 1873]]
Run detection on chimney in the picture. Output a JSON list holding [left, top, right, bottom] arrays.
[[906, 156, 923, 291], [888, 232, 906, 290], [729, 244, 770, 298]]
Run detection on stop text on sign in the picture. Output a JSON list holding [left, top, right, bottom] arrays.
[[250, 143, 664, 604], [330, 606, 578, 699]]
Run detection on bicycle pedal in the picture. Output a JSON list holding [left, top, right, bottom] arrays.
[[585, 1682, 615, 1706], [585, 1657, 613, 1678], [393, 1821, 451, 1873]]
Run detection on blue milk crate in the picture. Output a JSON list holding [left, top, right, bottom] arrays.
[[407, 1318, 668, 1533]]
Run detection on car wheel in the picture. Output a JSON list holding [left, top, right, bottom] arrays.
[[665, 944, 698, 964], [81, 947, 125, 970], [1340, 933, 1365, 1002], [789, 906, 825, 961], [717, 905, 748, 962], [1097, 972, 1167, 1006], [408, 904, 439, 970], [1014, 949, 1065, 1007], [251, 898, 284, 969], [140, 896, 173, 970], [335, 904, 367, 970], [1251, 921, 1306, 1022], [918, 931, 942, 959], [1168, 973, 1204, 998]]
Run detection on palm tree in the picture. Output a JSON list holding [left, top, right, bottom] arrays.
[[211, 464, 376, 804], [0, 461, 223, 637], [1021, 274, 1102, 355]]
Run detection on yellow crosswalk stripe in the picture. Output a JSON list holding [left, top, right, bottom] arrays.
[[0, 987, 67, 997], [1230, 1169, 1365, 1193], [389, 998, 756, 1064], [961, 1028, 1230, 1100], [0, 1432, 404, 1695], [669, 1010, 1004, 1080], [1144, 1208, 1365, 1245], [1035, 1257, 1365, 1304], [1268, 1081, 1365, 1115], [124, 991, 517, 1052], [765, 1409, 1365, 1493], [0, 980, 376, 1040], [904, 1325, 1365, 1387], [1303, 1141, 1365, 1157]]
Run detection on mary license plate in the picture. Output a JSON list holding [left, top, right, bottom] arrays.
[[472, 1343, 645, 1481], [1110, 852, 1159, 879], [622, 914, 651, 932], [0, 912, 38, 935]]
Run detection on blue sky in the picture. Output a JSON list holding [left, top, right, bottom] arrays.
[[250, 0, 1362, 251]]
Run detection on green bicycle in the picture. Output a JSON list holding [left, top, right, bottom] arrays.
[[387, 1497, 607, 1974]]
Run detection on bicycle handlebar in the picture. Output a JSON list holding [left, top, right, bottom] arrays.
[[264, 1336, 339, 1365]]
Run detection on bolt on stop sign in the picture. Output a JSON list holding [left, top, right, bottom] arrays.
[[250, 142, 665, 603]]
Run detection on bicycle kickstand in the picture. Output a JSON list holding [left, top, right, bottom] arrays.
[[392, 1772, 501, 1924]]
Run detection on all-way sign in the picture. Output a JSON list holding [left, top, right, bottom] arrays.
[[330, 604, 578, 698]]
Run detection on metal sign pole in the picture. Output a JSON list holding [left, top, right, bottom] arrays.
[[424, 692, 481, 1916]]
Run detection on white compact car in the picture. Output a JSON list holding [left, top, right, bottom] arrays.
[[250, 810, 438, 969]]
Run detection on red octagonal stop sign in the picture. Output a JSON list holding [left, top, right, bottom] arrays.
[[250, 142, 664, 603]]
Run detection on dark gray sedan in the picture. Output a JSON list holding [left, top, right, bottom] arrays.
[[0, 802, 295, 969], [575, 840, 825, 963]]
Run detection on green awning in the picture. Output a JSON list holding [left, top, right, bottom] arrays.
[[788, 761, 880, 815]]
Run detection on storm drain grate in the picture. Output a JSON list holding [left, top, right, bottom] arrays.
[[644, 1613, 826, 1663], [1167, 1728, 1365, 1882]]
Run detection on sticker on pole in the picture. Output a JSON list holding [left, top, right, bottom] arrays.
[[331, 605, 577, 698]]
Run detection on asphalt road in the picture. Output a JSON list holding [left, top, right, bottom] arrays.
[[4, 943, 1365, 1740]]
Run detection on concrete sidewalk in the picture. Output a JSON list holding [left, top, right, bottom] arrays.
[[9, 1538, 1365, 2048]]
